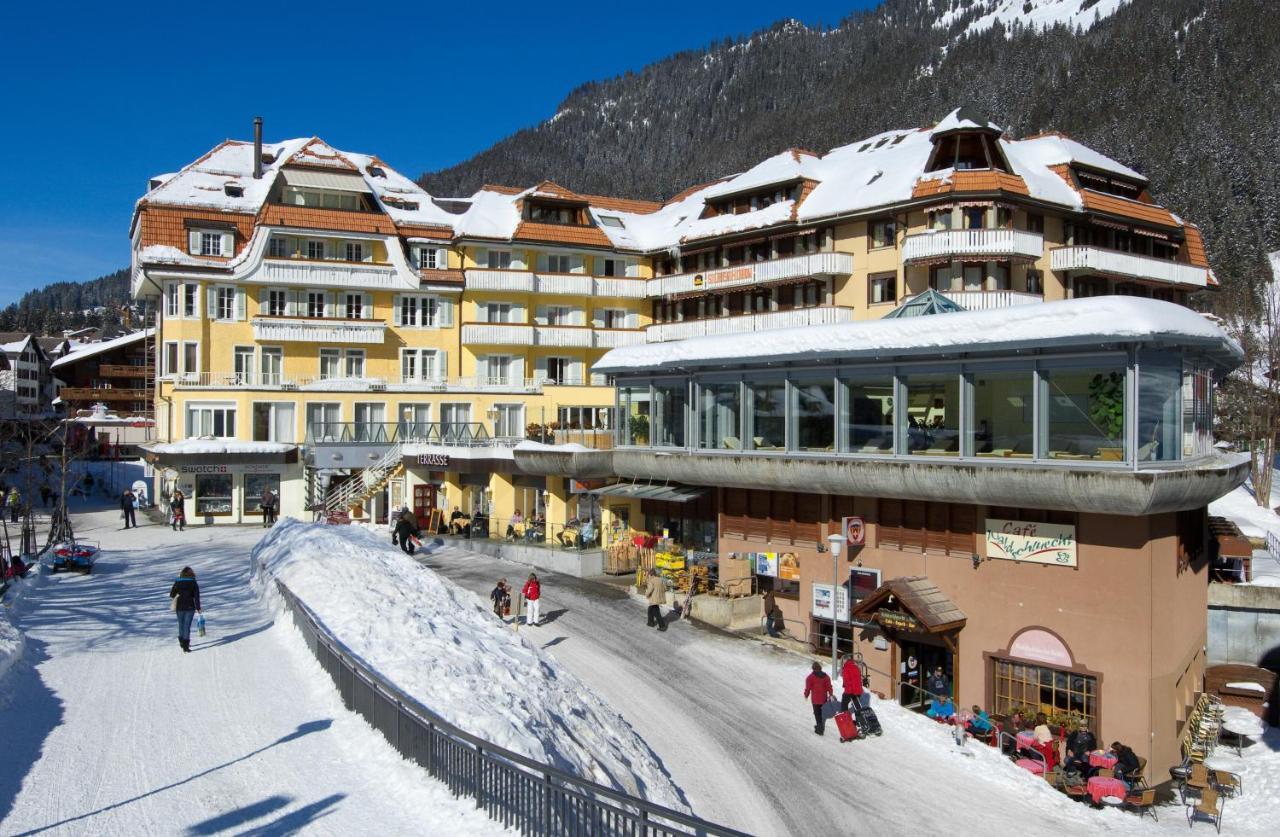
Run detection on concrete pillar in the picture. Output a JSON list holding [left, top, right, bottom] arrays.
[[444, 471, 465, 515], [490, 471, 516, 529], [546, 475, 570, 545]]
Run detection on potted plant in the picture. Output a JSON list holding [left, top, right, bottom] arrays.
[[629, 414, 649, 445], [1088, 371, 1125, 447]]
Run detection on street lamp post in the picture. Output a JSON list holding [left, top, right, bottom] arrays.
[[827, 532, 846, 680]]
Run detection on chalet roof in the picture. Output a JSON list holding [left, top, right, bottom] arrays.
[[51, 329, 153, 370], [849, 576, 967, 633]]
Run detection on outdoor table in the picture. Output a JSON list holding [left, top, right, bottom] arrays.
[[1015, 758, 1045, 776], [1100, 796, 1124, 808], [1087, 776, 1127, 804], [1089, 751, 1118, 770]]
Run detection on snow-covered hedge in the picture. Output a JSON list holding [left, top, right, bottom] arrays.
[[251, 519, 687, 810]]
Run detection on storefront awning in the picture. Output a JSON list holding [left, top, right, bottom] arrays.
[[850, 576, 967, 634], [590, 482, 706, 503]]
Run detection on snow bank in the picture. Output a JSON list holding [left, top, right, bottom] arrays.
[[1209, 469, 1280, 540], [251, 520, 687, 810], [148, 439, 294, 455], [0, 605, 22, 682]]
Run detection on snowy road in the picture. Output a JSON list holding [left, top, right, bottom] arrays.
[[420, 545, 1157, 837], [0, 507, 497, 836]]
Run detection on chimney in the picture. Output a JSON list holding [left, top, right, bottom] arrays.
[[253, 116, 263, 180]]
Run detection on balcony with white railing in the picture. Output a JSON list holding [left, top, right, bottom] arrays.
[[593, 329, 646, 348], [647, 252, 856, 297], [914, 289, 1044, 311], [261, 258, 401, 290], [646, 306, 857, 342], [1050, 246, 1210, 287], [251, 316, 387, 344], [461, 323, 536, 346], [534, 273, 594, 295], [536, 325, 593, 347], [594, 277, 648, 298], [901, 228, 1044, 264], [465, 269, 535, 292]]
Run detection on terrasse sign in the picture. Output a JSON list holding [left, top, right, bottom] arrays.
[[984, 518, 1077, 568]]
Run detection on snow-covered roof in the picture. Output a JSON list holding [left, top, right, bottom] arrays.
[[452, 187, 524, 240], [147, 440, 295, 456], [594, 297, 1240, 374], [50, 329, 154, 369], [1012, 133, 1146, 182]]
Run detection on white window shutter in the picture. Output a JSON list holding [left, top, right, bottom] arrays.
[[591, 372, 606, 386], [362, 293, 372, 319], [475, 248, 487, 268], [511, 251, 525, 270], [534, 356, 548, 383], [627, 311, 639, 329], [235, 288, 246, 320], [534, 305, 548, 326], [392, 295, 402, 326], [436, 248, 449, 270], [206, 287, 216, 319], [438, 298, 453, 326], [188, 230, 200, 254], [436, 349, 448, 381], [592, 308, 604, 328], [221, 232, 235, 256], [570, 360, 584, 384], [476, 356, 489, 383], [570, 255, 584, 274], [257, 290, 267, 316], [572, 308, 586, 326], [511, 303, 525, 323], [325, 292, 334, 318], [286, 290, 298, 317], [627, 259, 639, 278]]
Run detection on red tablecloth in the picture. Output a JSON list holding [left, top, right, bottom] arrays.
[[1015, 758, 1045, 775], [1016, 731, 1037, 749], [1089, 752, 1118, 769], [1087, 776, 1126, 804]]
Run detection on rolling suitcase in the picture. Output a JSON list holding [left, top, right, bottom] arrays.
[[834, 711, 859, 742], [854, 699, 883, 737]]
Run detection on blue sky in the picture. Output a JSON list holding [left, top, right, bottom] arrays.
[[0, 0, 877, 307]]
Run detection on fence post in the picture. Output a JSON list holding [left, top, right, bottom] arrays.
[[543, 771, 554, 837]]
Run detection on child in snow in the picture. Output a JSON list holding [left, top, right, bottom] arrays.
[[803, 661, 834, 736], [490, 578, 510, 619]]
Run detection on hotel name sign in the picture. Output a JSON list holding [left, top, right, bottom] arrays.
[[984, 518, 1077, 568]]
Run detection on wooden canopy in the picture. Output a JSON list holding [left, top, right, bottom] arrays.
[[850, 576, 967, 634]]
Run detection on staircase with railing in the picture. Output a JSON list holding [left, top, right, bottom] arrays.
[[324, 441, 405, 517]]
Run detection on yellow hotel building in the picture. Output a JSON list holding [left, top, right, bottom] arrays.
[[131, 109, 1214, 533]]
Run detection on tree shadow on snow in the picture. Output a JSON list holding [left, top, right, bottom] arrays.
[[10, 720, 333, 836], [0, 638, 66, 826], [183, 795, 292, 835]]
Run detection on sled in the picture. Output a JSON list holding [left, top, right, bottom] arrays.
[[51, 541, 99, 574]]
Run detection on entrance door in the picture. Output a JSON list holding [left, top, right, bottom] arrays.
[[898, 639, 953, 709], [413, 483, 435, 521]]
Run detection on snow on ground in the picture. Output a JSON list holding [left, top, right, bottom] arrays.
[[1210, 468, 1280, 540], [0, 504, 503, 836], [252, 520, 687, 811], [420, 545, 1280, 837]]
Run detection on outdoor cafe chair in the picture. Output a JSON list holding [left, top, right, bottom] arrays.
[[1186, 787, 1223, 833], [1123, 789, 1158, 821], [1211, 770, 1241, 798]]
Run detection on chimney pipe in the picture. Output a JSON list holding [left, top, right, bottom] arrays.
[[253, 116, 263, 180]]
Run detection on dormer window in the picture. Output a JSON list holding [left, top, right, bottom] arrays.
[[526, 201, 584, 225], [224, 183, 244, 198], [368, 165, 386, 178], [1075, 169, 1143, 200], [187, 226, 234, 257], [926, 127, 1011, 174]]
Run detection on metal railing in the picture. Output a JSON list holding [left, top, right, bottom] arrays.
[[271, 578, 743, 836], [306, 421, 502, 446], [325, 442, 403, 515]]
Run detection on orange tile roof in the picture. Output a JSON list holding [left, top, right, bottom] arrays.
[[581, 194, 663, 214], [258, 204, 398, 235], [665, 178, 732, 206], [791, 179, 819, 221], [285, 138, 359, 171], [1047, 164, 1075, 187], [396, 224, 455, 240], [1182, 225, 1210, 268], [912, 170, 1030, 198], [480, 183, 525, 195], [1080, 190, 1178, 228], [529, 180, 588, 203], [790, 148, 821, 161], [512, 221, 614, 248], [137, 206, 255, 256]]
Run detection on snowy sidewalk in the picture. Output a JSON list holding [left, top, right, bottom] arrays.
[[0, 509, 499, 836]]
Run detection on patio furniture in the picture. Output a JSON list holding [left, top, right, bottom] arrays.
[[1123, 789, 1158, 821], [1186, 788, 1223, 832], [1088, 751, 1117, 770], [1087, 775, 1127, 805], [1211, 770, 1241, 798], [1124, 755, 1148, 789]]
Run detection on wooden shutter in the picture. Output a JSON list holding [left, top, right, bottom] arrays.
[[947, 504, 976, 556], [794, 493, 822, 546], [902, 502, 927, 553], [362, 293, 373, 319], [878, 499, 903, 549], [188, 230, 201, 254], [772, 491, 796, 544], [747, 490, 771, 540], [258, 289, 269, 316], [221, 231, 235, 256], [392, 295, 403, 326], [206, 286, 217, 319], [926, 503, 950, 554], [436, 349, 448, 381], [438, 298, 453, 326]]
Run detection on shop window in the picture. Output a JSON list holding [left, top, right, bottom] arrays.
[[194, 473, 233, 516], [243, 473, 281, 515], [750, 380, 786, 450], [902, 372, 960, 455], [792, 378, 836, 452], [842, 375, 894, 453], [992, 658, 1096, 731], [699, 381, 741, 450], [1043, 363, 1127, 461], [622, 384, 651, 445], [971, 370, 1034, 457]]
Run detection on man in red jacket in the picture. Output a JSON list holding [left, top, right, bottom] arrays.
[[840, 656, 864, 713], [803, 661, 834, 736], [521, 573, 541, 626]]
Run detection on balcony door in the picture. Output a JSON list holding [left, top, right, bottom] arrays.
[[354, 402, 386, 442], [441, 403, 472, 444], [493, 404, 524, 440], [260, 347, 283, 387], [234, 347, 255, 385]]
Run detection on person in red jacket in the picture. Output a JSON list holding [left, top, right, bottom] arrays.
[[521, 573, 541, 626], [803, 661, 834, 736], [839, 656, 864, 713]]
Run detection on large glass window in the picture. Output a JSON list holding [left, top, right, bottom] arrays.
[[186, 404, 235, 438], [194, 474, 233, 516], [792, 378, 835, 452], [992, 658, 1097, 733], [621, 385, 651, 445], [842, 375, 894, 453], [243, 473, 281, 515], [1138, 355, 1181, 462], [902, 372, 960, 455], [1182, 366, 1212, 459], [305, 403, 340, 441], [970, 370, 1034, 458], [252, 402, 295, 443], [750, 380, 787, 451], [699, 381, 741, 450], [654, 383, 687, 448], [1043, 363, 1127, 461]]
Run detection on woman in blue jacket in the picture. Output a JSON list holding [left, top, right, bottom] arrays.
[[169, 566, 202, 653]]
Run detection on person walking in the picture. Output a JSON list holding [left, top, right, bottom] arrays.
[[261, 487, 277, 527], [803, 661, 835, 736], [168, 566, 202, 653], [839, 656, 864, 713], [394, 506, 420, 555], [120, 488, 137, 530], [762, 589, 782, 638], [643, 568, 668, 631], [171, 489, 187, 531], [6, 486, 21, 523], [490, 578, 510, 619], [521, 573, 541, 626]]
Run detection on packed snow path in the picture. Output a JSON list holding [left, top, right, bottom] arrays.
[[0, 506, 499, 836], [420, 544, 1220, 837]]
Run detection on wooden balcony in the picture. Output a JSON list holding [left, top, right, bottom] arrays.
[[61, 387, 150, 402], [98, 364, 152, 378]]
